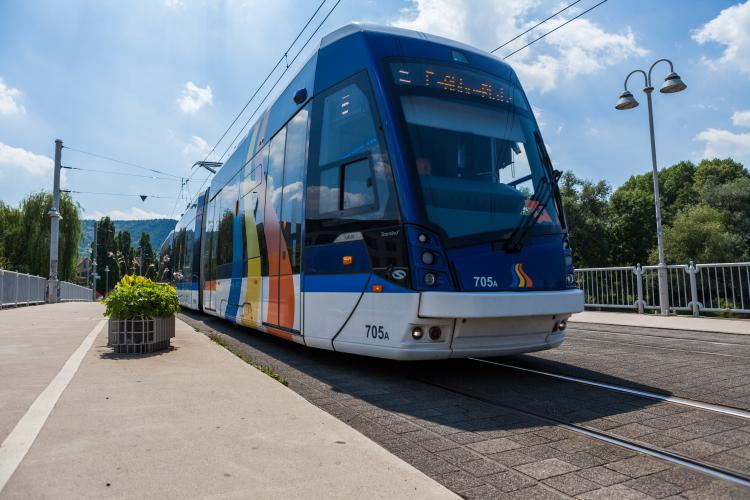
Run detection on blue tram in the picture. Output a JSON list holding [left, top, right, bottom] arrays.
[[161, 24, 584, 360]]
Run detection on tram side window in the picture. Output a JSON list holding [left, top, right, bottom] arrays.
[[307, 71, 399, 234], [216, 173, 240, 278]]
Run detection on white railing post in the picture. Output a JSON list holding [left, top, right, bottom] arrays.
[[14, 272, 19, 307], [0, 270, 3, 307], [634, 264, 645, 314], [687, 261, 700, 317]]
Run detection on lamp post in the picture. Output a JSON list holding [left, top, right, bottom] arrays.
[[615, 59, 687, 316], [104, 265, 110, 299]]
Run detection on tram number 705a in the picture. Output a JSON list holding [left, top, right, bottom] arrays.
[[365, 324, 390, 340], [474, 276, 499, 288]]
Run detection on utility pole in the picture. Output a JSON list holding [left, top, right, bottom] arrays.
[[92, 221, 98, 301], [140, 245, 143, 276], [47, 139, 63, 303]]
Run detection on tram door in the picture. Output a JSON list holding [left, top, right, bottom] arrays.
[[263, 106, 308, 333]]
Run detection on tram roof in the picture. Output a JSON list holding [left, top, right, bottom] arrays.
[[201, 23, 516, 203]]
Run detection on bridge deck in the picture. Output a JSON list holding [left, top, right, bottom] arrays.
[[0, 303, 454, 499]]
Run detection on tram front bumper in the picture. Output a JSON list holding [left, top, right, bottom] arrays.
[[417, 289, 583, 358], [418, 288, 584, 319]]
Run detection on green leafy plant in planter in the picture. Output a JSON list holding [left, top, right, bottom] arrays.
[[103, 275, 180, 319], [103, 276, 180, 353]]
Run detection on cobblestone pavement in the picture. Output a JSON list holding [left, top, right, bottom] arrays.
[[180, 312, 750, 499], [510, 323, 750, 411]]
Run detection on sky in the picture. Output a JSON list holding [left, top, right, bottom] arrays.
[[0, 0, 749, 221]]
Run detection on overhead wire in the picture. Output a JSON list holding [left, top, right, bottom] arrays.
[[218, 0, 344, 164], [61, 165, 189, 181], [501, 0, 609, 60], [490, 0, 583, 54], [63, 190, 179, 199], [197, 0, 330, 167], [183, 0, 344, 214], [62, 145, 181, 179]]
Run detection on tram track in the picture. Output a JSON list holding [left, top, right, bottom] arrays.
[[470, 358, 750, 419], [557, 333, 750, 359], [182, 311, 750, 497], [569, 326, 750, 347], [413, 375, 750, 489]]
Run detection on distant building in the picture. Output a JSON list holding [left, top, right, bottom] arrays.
[[76, 257, 91, 286]]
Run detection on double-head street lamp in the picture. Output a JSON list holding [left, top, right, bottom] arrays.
[[615, 59, 687, 315]]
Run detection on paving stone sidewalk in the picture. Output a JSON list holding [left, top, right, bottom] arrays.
[[180, 312, 750, 500]]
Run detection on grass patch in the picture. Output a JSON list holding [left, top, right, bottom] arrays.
[[207, 332, 288, 386]]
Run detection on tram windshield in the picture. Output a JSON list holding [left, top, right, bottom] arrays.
[[389, 60, 562, 243]]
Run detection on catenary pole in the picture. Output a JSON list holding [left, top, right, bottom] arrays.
[[92, 221, 98, 301], [47, 139, 63, 303]]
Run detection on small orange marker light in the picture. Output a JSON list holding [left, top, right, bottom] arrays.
[[342, 255, 353, 265], [372, 284, 383, 293]]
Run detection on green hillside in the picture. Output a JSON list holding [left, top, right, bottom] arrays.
[[80, 219, 176, 257]]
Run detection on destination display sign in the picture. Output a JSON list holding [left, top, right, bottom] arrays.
[[390, 61, 522, 107]]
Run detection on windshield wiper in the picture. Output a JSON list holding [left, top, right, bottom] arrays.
[[503, 133, 562, 253], [503, 176, 554, 253], [535, 131, 567, 229]]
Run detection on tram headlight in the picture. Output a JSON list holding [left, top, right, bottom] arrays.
[[424, 272, 437, 286], [421, 251, 435, 265], [411, 327, 424, 339], [418, 233, 428, 243]]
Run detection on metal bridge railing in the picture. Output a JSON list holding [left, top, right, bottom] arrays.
[[575, 262, 750, 316], [0, 269, 93, 308], [60, 280, 94, 302]]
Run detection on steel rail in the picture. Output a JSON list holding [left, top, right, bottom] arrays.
[[550, 334, 750, 359], [570, 326, 750, 347], [470, 358, 750, 419], [415, 377, 750, 489]]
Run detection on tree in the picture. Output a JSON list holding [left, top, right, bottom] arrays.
[[607, 178, 656, 266], [699, 176, 750, 258], [137, 232, 156, 278], [559, 172, 611, 267], [0, 192, 82, 280], [93, 217, 119, 296], [656, 204, 746, 263], [0, 201, 21, 270], [658, 160, 698, 224], [115, 230, 134, 275], [693, 158, 747, 191]]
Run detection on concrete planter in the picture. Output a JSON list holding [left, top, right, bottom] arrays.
[[108, 315, 175, 354]]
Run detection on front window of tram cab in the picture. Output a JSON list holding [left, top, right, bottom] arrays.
[[389, 60, 562, 245]]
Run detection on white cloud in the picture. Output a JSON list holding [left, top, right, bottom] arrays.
[[164, 0, 183, 7], [731, 109, 750, 127], [0, 141, 53, 176], [693, 1, 750, 75], [177, 81, 213, 113], [391, 0, 646, 93], [695, 128, 750, 163], [182, 135, 212, 158], [0, 78, 26, 115], [532, 105, 546, 129], [86, 207, 170, 220]]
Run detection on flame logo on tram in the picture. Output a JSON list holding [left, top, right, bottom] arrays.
[[510, 263, 534, 288]]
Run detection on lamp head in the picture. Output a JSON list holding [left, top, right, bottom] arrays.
[[660, 72, 687, 94], [615, 90, 639, 110]]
